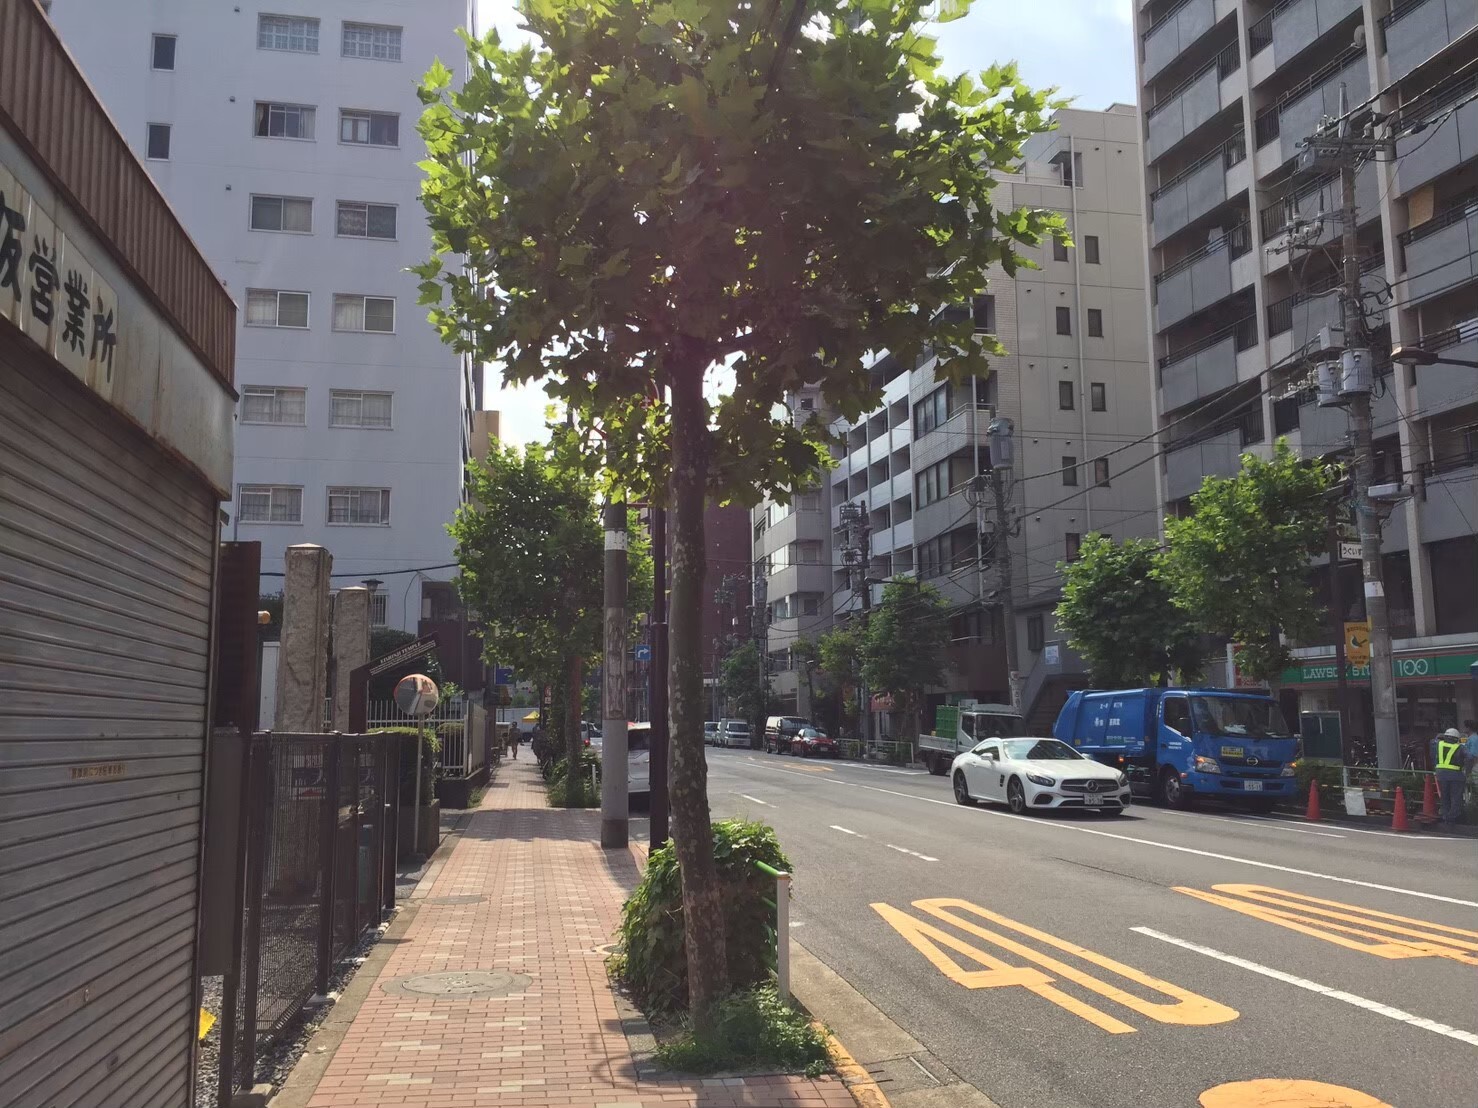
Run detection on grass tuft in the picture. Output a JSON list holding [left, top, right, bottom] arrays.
[[653, 986, 830, 1077]]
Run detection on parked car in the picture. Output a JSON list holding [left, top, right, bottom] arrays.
[[704, 720, 719, 745], [950, 736, 1130, 815], [588, 723, 649, 798], [788, 726, 838, 758], [764, 715, 812, 754], [718, 719, 752, 748]]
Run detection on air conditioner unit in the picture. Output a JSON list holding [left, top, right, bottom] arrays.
[[1338, 348, 1373, 396]]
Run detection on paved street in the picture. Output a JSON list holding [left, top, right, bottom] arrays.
[[705, 748, 1478, 1108]]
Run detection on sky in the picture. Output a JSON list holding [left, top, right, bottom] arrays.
[[470, 0, 1139, 446]]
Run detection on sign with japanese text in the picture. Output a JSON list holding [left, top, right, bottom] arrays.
[[1344, 621, 1371, 667], [0, 163, 119, 401]]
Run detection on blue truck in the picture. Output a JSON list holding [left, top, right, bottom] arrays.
[[1053, 688, 1301, 810]]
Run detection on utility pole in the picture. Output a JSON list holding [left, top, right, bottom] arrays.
[[751, 572, 768, 747], [836, 501, 872, 745], [649, 506, 669, 846], [600, 503, 629, 848], [1325, 499, 1352, 758], [987, 418, 1022, 711]]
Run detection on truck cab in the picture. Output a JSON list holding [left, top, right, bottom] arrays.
[[919, 700, 1029, 776], [1053, 688, 1300, 809]]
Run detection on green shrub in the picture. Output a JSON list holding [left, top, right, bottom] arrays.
[[546, 775, 600, 807], [654, 986, 829, 1076], [615, 819, 791, 1016], [436, 721, 465, 746], [550, 748, 600, 784], [376, 727, 438, 805]]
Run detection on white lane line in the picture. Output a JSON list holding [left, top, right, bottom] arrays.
[[830, 825, 864, 837], [1202, 815, 1346, 839], [1132, 927, 1478, 1047], [737, 762, 1478, 908], [1240, 814, 1464, 841], [886, 843, 940, 862], [736, 793, 772, 807]]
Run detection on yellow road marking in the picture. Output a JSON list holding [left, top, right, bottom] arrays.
[[1176, 883, 1478, 965], [871, 898, 1238, 1034], [1199, 1078, 1391, 1107], [748, 757, 832, 773]]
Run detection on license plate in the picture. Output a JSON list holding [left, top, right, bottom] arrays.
[[1243, 781, 1263, 792], [1082, 794, 1105, 806]]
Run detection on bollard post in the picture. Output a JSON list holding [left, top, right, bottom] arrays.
[[775, 871, 791, 1000]]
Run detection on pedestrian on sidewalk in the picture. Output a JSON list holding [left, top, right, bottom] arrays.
[[1430, 727, 1470, 824], [510, 725, 525, 760]]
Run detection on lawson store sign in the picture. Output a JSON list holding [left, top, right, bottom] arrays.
[[1281, 651, 1478, 686]]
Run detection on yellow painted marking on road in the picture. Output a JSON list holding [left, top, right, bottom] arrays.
[[871, 897, 1238, 1034], [747, 757, 832, 773], [1176, 883, 1478, 965], [1199, 1078, 1391, 1107]]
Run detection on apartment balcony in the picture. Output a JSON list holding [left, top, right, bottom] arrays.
[[1296, 380, 1397, 458], [1164, 426, 1247, 502], [1142, 0, 1217, 82], [1420, 461, 1478, 544], [768, 562, 832, 601], [1400, 203, 1478, 306], [1158, 316, 1258, 414], [1253, 51, 1370, 173], [1259, 164, 1380, 262], [1150, 131, 1249, 244], [1393, 72, 1478, 195], [1153, 223, 1253, 330], [1265, 263, 1387, 364], [1410, 322, 1478, 421], [1383, 0, 1478, 85], [1247, 0, 1362, 85], [1145, 43, 1242, 164]]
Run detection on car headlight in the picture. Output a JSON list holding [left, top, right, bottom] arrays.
[[1026, 772, 1056, 787], [1117, 772, 1128, 787], [1280, 762, 1297, 777], [1193, 756, 1222, 774]]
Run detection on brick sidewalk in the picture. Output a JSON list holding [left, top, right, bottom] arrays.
[[300, 757, 856, 1108]]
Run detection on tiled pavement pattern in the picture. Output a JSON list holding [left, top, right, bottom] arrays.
[[304, 757, 856, 1107]]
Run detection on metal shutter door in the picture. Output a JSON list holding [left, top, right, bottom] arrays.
[[0, 336, 215, 1108]]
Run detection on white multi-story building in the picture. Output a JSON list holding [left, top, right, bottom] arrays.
[[50, 1, 476, 630]]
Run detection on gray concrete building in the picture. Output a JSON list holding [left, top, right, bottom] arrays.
[[1136, 0, 1478, 734], [754, 106, 1160, 731]]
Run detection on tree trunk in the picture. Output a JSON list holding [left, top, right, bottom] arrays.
[[565, 654, 583, 807], [667, 359, 728, 1032]]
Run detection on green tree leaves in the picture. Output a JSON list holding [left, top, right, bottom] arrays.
[[857, 581, 952, 737]]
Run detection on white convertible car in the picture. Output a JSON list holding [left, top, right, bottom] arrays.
[[950, 737, 1130, 815]]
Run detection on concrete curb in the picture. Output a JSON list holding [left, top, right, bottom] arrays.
[[820, 1026, 894, 1108]]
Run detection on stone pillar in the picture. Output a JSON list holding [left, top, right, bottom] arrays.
[[275, 544, 332, 732], [332, 586, 371, 731]]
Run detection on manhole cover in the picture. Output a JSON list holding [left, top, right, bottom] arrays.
[[422, 894, 485, 905], [382, 970, 531, 998]]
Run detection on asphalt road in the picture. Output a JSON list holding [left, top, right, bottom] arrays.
[[704, 747, 1478, 1108]]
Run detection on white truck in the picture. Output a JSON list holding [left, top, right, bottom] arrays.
[[918, 700, 1029, 776]]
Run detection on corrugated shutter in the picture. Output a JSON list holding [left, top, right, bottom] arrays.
[[0, 333, 215, 1108]]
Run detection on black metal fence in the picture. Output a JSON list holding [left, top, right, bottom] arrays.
[[218, 731, 401, 1103]]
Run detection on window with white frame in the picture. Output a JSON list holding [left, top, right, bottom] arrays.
[[367, 592, 388, 626], [254, 101, 315, 139], [151, 34, 176, 70], [329, 389, 392, 428], [146, 124, 171, 160], [339, 109, 399, 147], [335, 200, 397, 239], [328, 486, 391, 525], [238, 484, 303, 523], [250, 195, 312, 233], [332, 294, 394, 333], [245, 289, 309, 328], [241, 385, 306, 425], [342, 21, 402, 61], [257, 14, 319, 53]]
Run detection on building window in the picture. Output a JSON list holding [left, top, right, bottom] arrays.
[[1084, 235, 1100, 264], [328, 486, 391, 526], [339, 109, 399, 147], [368, 592, 388, 627], [238, 484, 303, 524], [254, 102, 315, 140], [972, 294, 996, 333], [1065, 533, 1082, 562], [342, 21, 402, 61], [258, 14, 319, 53], [336, 200, 397, 239], [1058, 380, 1075, 410], [1053, 238, 1069, 262], [151, 34, 176, 70], [332, 294, 395, 333], [1094, 457, 1111, 486], [913, 384, 950, 435], [1055, 306, 1072, 335], [916, 459, 951, 509], [802, 595, 821, 617], [146, 123, 171, 160], [245, 289, 309, 328], [1091, 382, 1107, 411], [1027, 614, 1045, 652], [250, 194, 313, 233], [241, 385, 306, 425], [1087, 308, 1104, 338], [330, 389, 393, 428], [1061, 456, 1078, 486]]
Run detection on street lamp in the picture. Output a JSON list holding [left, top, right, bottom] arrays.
[[1389, 344, 1478, 369]]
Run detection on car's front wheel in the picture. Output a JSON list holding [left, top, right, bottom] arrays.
[[952, 772, 976, 806], [1006, 777, 1028, 815]]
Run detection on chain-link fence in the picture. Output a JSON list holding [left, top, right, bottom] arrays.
[[219, 731, 400, 1103]]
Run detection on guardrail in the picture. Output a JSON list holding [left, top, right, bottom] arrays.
[[754, 860, 792, 1000]]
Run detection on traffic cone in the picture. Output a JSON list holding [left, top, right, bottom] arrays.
[[1391, 786, 1411, 832], [1419, 775, 1439, 824], [1305, 780, 1321, 821]]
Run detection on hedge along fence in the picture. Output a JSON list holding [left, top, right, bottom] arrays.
[[371, 726, 439, 806]]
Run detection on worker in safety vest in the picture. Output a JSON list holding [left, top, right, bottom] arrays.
[[1430, 728, 1470, 824]]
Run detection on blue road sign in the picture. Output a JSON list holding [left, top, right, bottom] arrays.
[[493, 666, 515, 686], [634, 644, 652, 663]]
